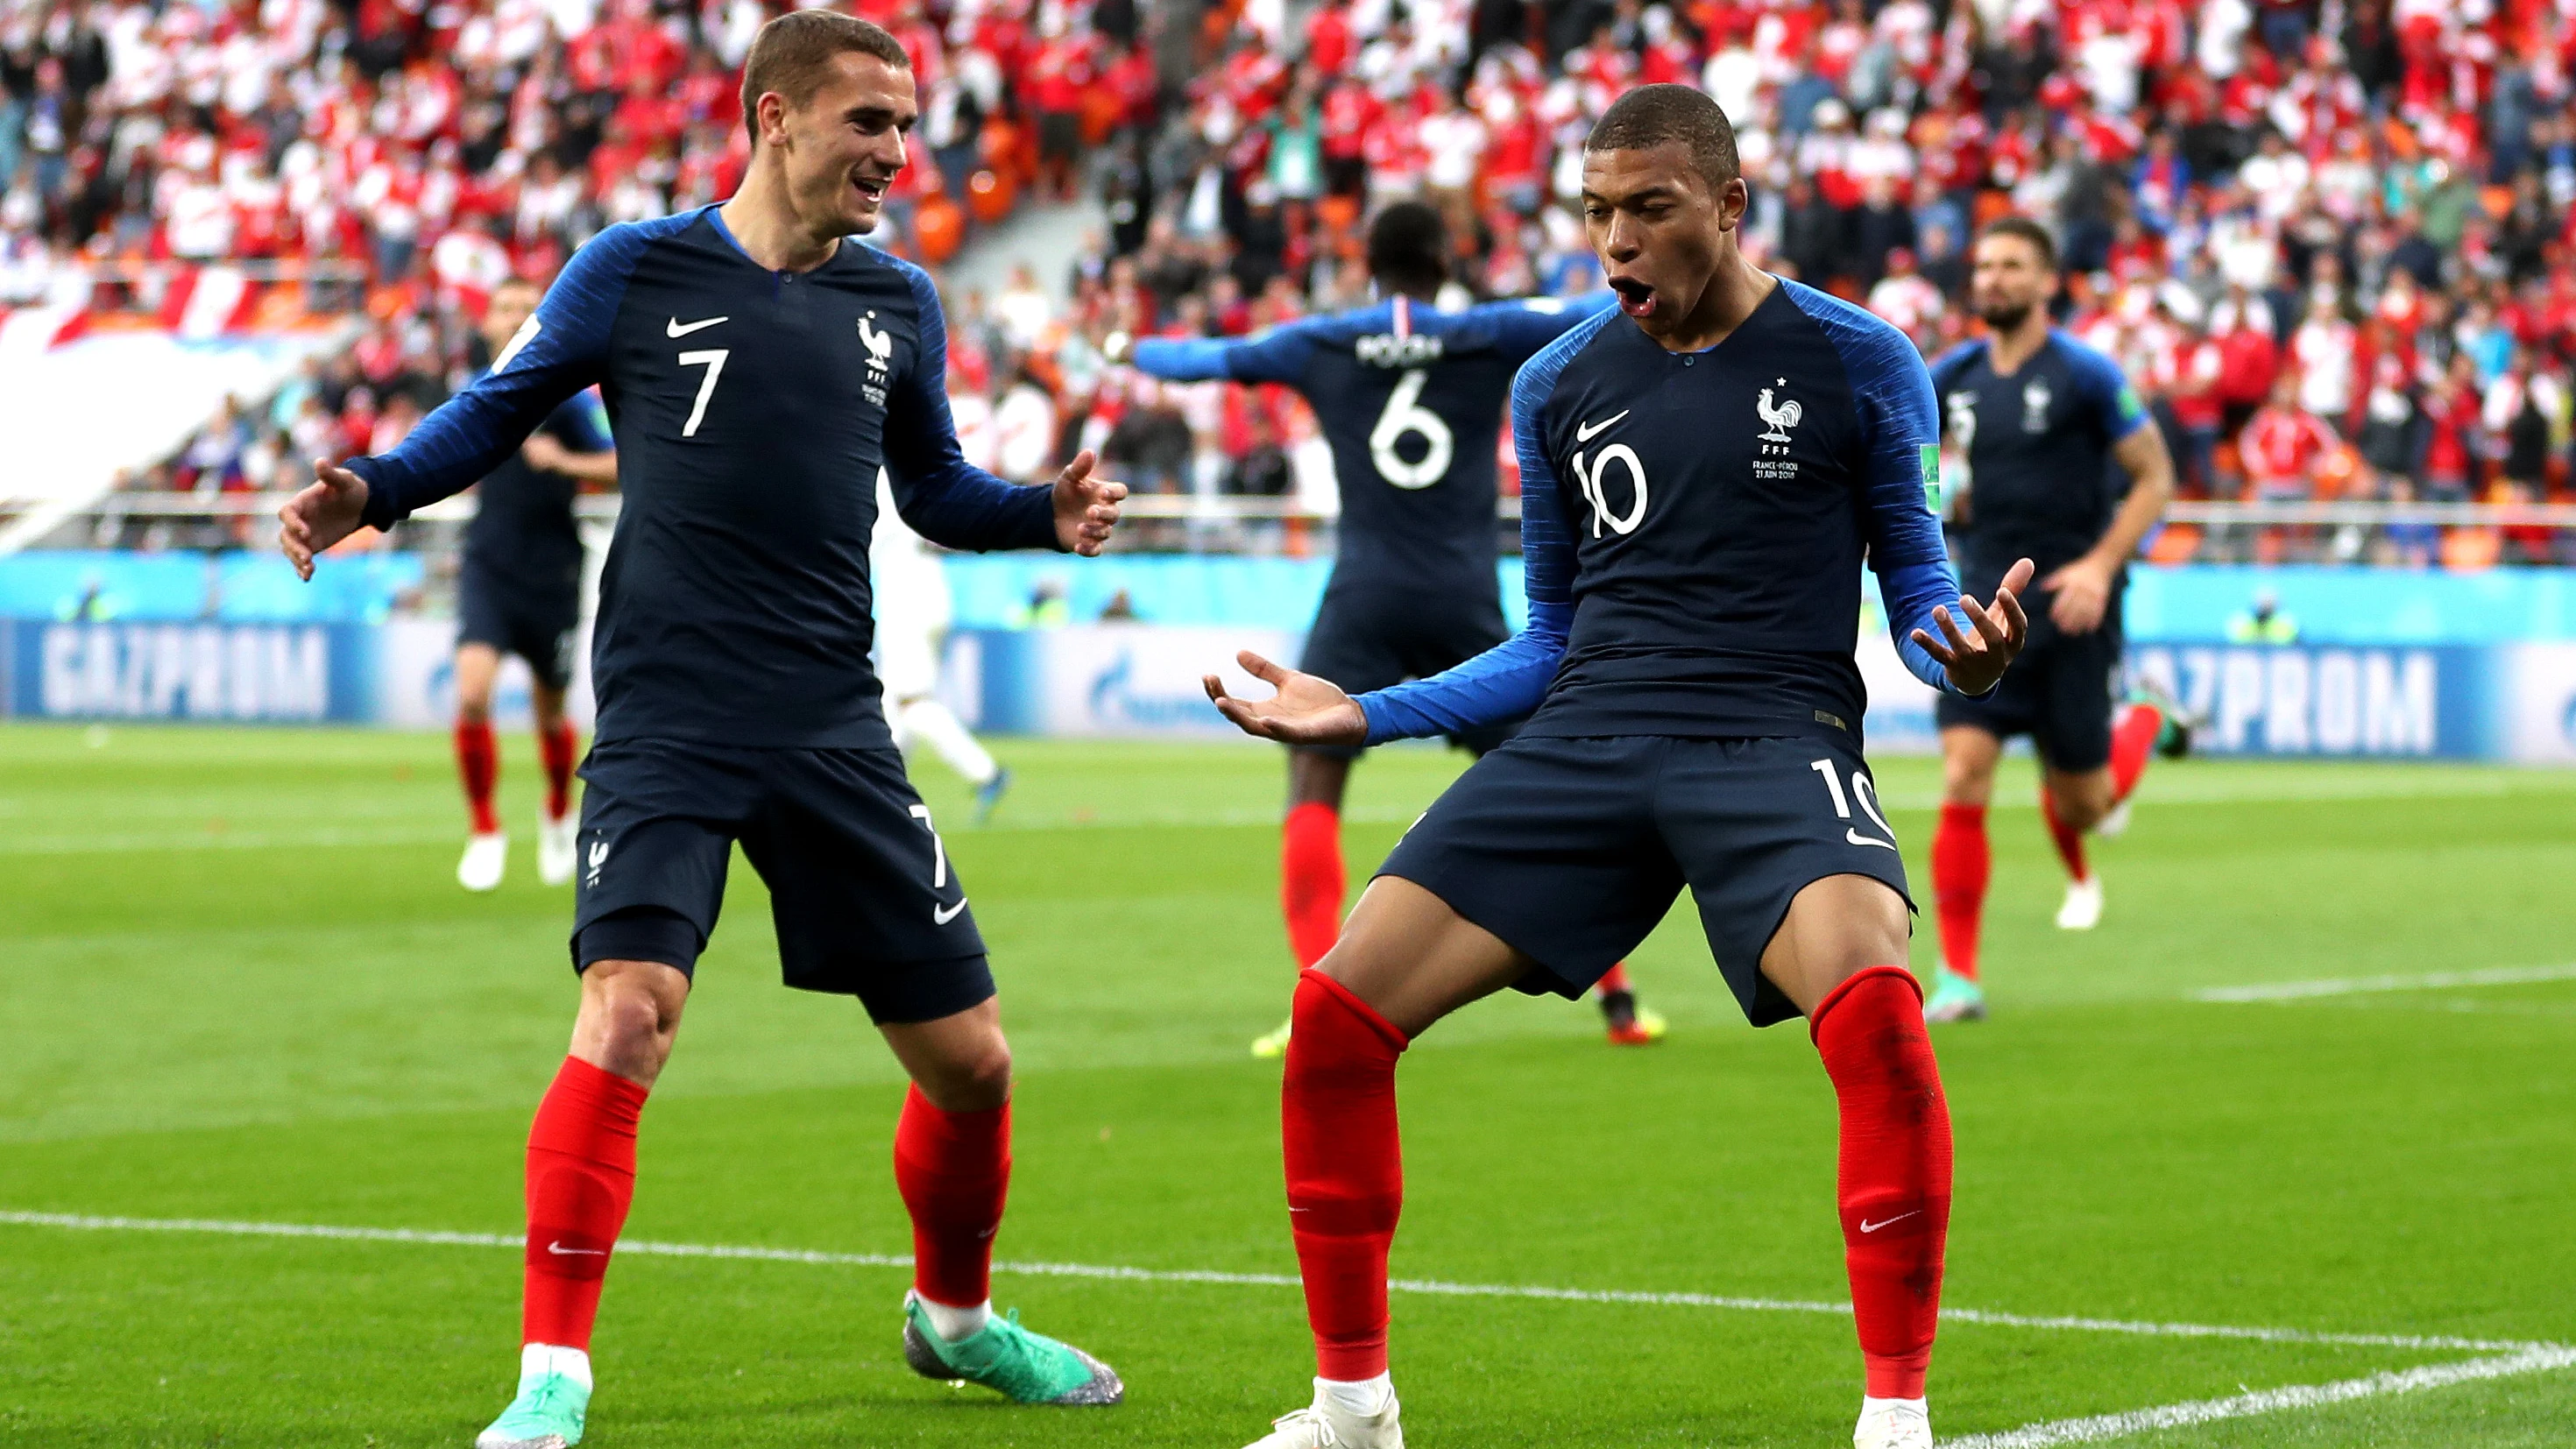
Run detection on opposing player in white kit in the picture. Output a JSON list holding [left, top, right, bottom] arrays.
[[874, 468, 1011, 821]]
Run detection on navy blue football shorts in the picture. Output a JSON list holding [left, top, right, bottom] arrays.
[[1299, 586, 1515, 761], [569, 739, 993, 1025], [456, 564, 578, 692], [1377, 732, 1915, 1028], [1933, 615, 2121, 773]]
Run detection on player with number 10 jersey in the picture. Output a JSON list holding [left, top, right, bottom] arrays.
[[1117, 202, 1646, 1052]]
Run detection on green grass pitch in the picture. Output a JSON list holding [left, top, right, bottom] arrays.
[[3, 724, 2572, 1448]]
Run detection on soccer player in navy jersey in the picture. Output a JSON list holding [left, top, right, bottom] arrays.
[[1115, 203, 1668, 1053], [279, 14, 1129, 1445], [450, 274, 617, 895], [1202, 86, 2031, 1449], [1921, 218, 2185, 1024]]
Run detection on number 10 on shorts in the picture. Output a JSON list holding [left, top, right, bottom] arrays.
[[1810, 759, 1899, 851]]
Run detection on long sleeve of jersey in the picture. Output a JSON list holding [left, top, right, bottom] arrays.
[[884, 266, 1061, 553], [1828, 306, 1980, 696], [1129, 321, 1320, 385], [350, 229, 643, 530], [1353, 356, 1575, 744]]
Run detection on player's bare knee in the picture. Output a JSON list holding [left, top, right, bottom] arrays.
[[919, 1039, 1013, 1113], [456, 695, 493, 725], [2049, 773, 2114, 831]]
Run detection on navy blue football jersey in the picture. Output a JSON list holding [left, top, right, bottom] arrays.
[[459, 385, 612, 603], [1928, 329, 2150, 590], [1355, 279, 1972, 744], [1130, 292, 1615, 598], [348, 205, 1057, 747]]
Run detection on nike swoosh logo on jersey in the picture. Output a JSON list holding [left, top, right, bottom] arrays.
[[546, 1241, 606, 1256], [933, 899, 968, 925], [1858, 1211, 1921, 1234], [1574, 410, 1630, 442], [666, 315, 730, 337]]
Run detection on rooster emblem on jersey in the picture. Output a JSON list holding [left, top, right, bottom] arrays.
[[1757, 381, 1803, 444]]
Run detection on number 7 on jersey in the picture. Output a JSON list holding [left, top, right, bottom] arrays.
[[677, 349, 728, 437]]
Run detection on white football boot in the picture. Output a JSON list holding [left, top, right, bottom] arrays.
[[1853, 1398, 1932, 1449], [537, 809, 578, 887], [458, 831, 508, 893], [2095, 796, 2133, 838], [2055, 873, 2104, 929], [1243, 1381, 1404, 1448]]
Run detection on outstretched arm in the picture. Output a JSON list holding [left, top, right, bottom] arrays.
[[886, 266, 1124, 555], [280, 236, 630, 575], [1123, 315, 1322, 386]]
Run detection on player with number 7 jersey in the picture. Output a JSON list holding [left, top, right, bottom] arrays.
[[274, 15, 1130, 1446], [1114, 202, 1667, 1054]]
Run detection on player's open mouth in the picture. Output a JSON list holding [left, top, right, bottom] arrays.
[[853, 175, 890, 203], [1608, 277, 1655, 316]]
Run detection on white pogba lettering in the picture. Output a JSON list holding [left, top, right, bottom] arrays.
[[1354, 333, 1446, 367]]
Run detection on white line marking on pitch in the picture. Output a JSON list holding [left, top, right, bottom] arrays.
[[0, 1210, 2550, 1355], [1943, 1343, 2576, 1447], [2194, 964, 2576, 1003]]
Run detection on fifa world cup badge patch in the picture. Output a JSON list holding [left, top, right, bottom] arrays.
[[1919, 443, 1943, 514]]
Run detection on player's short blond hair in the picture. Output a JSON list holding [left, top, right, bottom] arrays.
[[740, 11, 910, 149]]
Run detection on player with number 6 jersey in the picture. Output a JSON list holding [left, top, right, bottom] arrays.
[[1116, 203, 1666, 1053], [275, 14, 1129, 1447], [1201, 86, 2032, 1449]]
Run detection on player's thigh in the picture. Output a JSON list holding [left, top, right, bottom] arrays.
[[741, 746, 995, 1025], [1374, 735, 1681, 1023], [1758, 873, 1914, 1017], [2035, 624, 2120, 775], [570, 739, 758, 979], [1320, 875, 1533, 1038], [1657, 735, 1914, 1028], [452, 642, 502, 714], [1939, 725, 2005, 805]]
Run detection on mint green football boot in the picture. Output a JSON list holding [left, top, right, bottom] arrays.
[[902, 1293, 1123, 1404], [474, 1365, 589, 1449], [1922, 964, 1988, 1023]]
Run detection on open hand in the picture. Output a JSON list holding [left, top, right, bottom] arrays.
[[1051, 449, 1128, 556], [2042, 555, 2113, 634], [278, 457, 369, 581], [1912, 557, 2034, 697], [1203, 650, 1368, 746]]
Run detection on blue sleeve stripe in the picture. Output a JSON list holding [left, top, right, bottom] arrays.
[[1355, 306, 1613, 743], [1782, 279, 1969, 695]]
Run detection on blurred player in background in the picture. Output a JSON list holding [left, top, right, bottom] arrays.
[[280, 15, 1129, 1445], [1923, 219, 2189, 1024], [873, 466, 1011, 821], [453, 275, 618, 894], [1116, 201, 1666, 1054], [1205, 87, 2030, 1449]]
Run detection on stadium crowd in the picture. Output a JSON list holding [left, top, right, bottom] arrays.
[[25, 0, 2576, 565]]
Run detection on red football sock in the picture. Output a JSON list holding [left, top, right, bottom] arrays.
[[1282, 968, 1408, 1381], [1929, 803, 1989, 981], [2040, 785, 2089, 882], [1281, 802, 1347, 969], [522, 1056, 650, 1348], [538, 720, 579, 822], [1598, 962, 1632, 995], [456, 718, 499, 835], [1812, 966, 1952, 1400], [894, 1085, 1011, 1310], [2109, 704, 2162, 802]]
